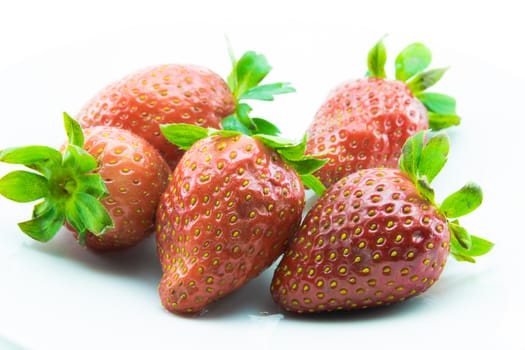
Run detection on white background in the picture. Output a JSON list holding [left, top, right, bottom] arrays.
[[1, 1, 524, 349]]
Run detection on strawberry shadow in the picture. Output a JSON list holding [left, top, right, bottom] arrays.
[[27, 227, 162, 286], [189, 268, 281, 320], [277, 296, 425, 323]]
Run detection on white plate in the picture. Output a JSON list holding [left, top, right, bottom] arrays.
[[1, 4, 523, 350]]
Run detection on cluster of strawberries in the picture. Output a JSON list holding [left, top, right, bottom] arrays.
[[0, 39, 492, 315]]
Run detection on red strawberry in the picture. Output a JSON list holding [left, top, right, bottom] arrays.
[[271, 131, 493, 313], [79, 125, 171, 249], [306, 38, 461, 187], [155, 120, 325, 314], [0, 113, 170, 250], [77, 64, 235, 169], [77, 50, 294, 169]]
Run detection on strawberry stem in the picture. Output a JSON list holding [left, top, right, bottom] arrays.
[[399, 131, 493, 262], [0, 113, 113, 245], [224, 44, 295, 136], [366, 37, 461, 130], [367, 36, 388, 78]]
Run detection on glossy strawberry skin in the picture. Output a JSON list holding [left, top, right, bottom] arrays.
[[156, 134, 304, 314], [79, 126, 171, 250], [77, 65, 235, 168], [306, 78, 428, 187], [271, 168, 449, 313]]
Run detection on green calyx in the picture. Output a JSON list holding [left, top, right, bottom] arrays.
[[399, 131, 494, 262], [224, 41, 296, 136], [367, 37, 461, 131], [160, 123, 327, 197], [0, 113, 113, 245]]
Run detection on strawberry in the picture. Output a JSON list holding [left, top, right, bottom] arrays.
[[155, 117, 326, 314], [77, 64, 234, 169], [0, 113, 170, 250], [306, 38, 461, 187], [77, 49, 294, 169], [271, 131, 493, 313]]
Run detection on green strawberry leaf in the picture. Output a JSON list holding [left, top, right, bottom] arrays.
[[233, 51, 272, 98], [76, 174, 110, 199], [240, 82, 295, 101], [0, 145, 62, 167], [417, 92, 457, 114], [254, 133, 328, 189], [300, 174, 326, 197], [254, 134, 298, 149], [234, 103, 257, 131], [415, 177, 435, 204], [162, 123, 243, 147], [450, 247, 476, 263], [62, 144, 98, 174], [252, 117, 281, 136], [286, 158, 328, 176], [428, 112, 461, 131], [64, 191, 114, 245], [450, 233, 494, 263], [0, 170, 48, 203], [160, 123, 212, 150], [275, 134, 307, 160], [407, 67, 449, 94], [440, 182, 483, 218], [449, 220, 472, 249], [400, 131, 449, 190], [221, 115, 253, 135], [465, 235, 494, 256], [0, 146, 62, 176], [18, 201, 65, 242], [367, 37, 387, 78], [418, 132, 449, 184], [63, 112, 84, 147], [226, 43, 295, 104], [395, 42, 432, 82], [72, 192, 114, 237], [65, 199, 87, 245], [399, 130, 426, 182]]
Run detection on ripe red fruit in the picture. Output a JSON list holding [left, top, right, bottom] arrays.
[[271, 131, 493, 313], [77, 64, 235, 169], [79, 125, 171, 250], [306, 38, 460, 187], [0, 113, 170, 250], [156, 133, 305, 313], [154, 113, 326, 314]]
